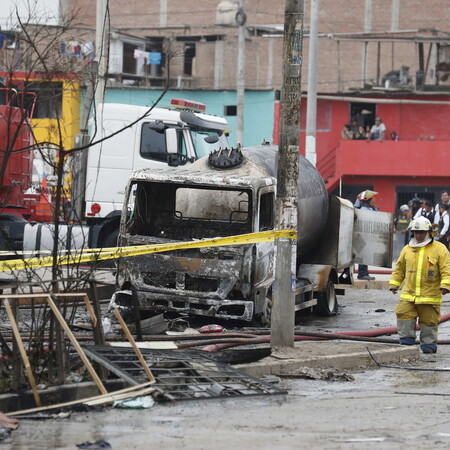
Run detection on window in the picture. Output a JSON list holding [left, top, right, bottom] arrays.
[[123, 43, 138, 74], [190, 128, 229, 158], [224, 105, 237, 116], [184, 44, 196, 76], [140, 124, 187, 163], [23, 81, 63, 119], [259, 192, 274, 230], [175, 188, 249, 222]]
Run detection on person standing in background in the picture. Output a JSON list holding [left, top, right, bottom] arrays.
[[437, 203, 450, 249], [367, 117, 386, 141], [354, 190, 378, 280], [394, 204, 411, 246], [433, 190, 450, 225]]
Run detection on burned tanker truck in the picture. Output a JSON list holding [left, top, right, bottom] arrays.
[[115, 145, 393, 324]]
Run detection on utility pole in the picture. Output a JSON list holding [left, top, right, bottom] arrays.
[[271, 0, 304, 348], [95, 0, 109, 110], [236, 0, 246, 146], [305, 0, 318, 166]]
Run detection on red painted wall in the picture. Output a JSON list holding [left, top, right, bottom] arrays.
[[272, 94, 450, 213]]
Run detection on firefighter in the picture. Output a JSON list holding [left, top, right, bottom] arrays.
[[389, 216, 450, 353]]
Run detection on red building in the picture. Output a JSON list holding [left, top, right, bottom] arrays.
[[273, 93, 450, 214]]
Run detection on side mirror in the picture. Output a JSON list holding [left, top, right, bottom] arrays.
[[167, 154, 180, 167], [148, 121, 165, 131], [204, 135, 219, 144], [165, 128, 178, 154]]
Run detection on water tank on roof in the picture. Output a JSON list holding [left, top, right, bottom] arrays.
[[216, 0, 238, 26]]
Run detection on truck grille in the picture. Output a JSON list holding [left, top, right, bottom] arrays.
[[143, 272, 218, 292]]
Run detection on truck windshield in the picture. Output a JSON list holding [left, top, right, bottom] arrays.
[[190, 128, 229, 158], [125, 181, 252, 240]]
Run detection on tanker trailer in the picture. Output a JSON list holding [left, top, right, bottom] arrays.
[[115, 145, 393, 324]]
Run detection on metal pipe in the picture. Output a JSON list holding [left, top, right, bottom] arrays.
[[309, 94, 450, 105], [305, 0, 318, 167]]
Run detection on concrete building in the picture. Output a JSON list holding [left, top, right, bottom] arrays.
[[61, 0, 450, 93]]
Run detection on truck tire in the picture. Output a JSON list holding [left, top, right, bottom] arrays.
[[313, 280, 338, 316], [103, 228, 119, 249]]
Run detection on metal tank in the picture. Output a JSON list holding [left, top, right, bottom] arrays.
[[190, 144, 329, 257]]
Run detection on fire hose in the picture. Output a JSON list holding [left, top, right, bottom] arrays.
[[199, 310, 450, 352]]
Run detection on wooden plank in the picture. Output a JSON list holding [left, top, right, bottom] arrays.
[[2, 299, 41, 407], [114, 308, 156, 384], [45, 295, 107, 395], [85, 386, 155, 406], [82, 294, 97, 328], [87, 281, 107, 380], [10, 289, 21, 390], [8, 381, 155, 416]]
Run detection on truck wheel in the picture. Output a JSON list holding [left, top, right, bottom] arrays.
[[100, 229, 119, 268], [103, 229, 119, 249], [313, 280, 338, 316], [252, 297, 272, 327]]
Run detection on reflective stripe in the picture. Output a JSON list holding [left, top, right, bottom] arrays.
[[400, 293, 441, 304], [416, 247, 425, 297], [441, 278, 450, 284], [389, 280, 401, 286]]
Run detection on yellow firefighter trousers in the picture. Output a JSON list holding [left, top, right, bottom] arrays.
[[395, 300, 441, 326], [396, 300, 441, 344]]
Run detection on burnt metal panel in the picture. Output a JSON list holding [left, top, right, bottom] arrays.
[[301, 195, 354, 269], [353, 209, 394, 268], [127, 253, 241, 299]]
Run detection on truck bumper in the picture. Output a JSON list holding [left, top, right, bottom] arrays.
[[125, 290, 254, 322]]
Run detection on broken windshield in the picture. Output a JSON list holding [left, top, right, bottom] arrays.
[[125, 181, 253, 240]]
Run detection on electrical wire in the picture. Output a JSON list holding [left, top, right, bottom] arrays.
[[367, 347, 450, 372]]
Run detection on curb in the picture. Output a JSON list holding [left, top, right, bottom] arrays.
[[235, 342, 419, 378]]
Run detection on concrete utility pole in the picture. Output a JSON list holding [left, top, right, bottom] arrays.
[[271, 0, 304, 348], [305, 0, 318, 167], [236, 0, 246, 145]]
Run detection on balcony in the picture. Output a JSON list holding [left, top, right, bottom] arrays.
[[320, 140, 450, 191]]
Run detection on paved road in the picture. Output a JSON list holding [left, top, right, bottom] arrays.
[[3, 287, 450, 449]]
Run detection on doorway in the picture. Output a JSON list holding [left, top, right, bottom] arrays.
[[350, 103, 376, 128]]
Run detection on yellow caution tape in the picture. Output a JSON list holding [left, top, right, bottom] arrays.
[[0, 229, 296, 272]]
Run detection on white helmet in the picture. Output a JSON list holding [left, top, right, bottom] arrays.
[[407, 216, 432, 231]]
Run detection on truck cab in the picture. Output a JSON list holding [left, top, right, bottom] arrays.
[[116, 162, 276, 322]]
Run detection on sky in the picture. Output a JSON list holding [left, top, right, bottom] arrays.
[[1, 0, 61, 29]]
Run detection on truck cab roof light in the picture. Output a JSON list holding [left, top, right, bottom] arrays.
[[170, 98, 206, 113]]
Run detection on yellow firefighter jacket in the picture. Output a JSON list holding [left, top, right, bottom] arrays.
[[389, 240, 450, 304]]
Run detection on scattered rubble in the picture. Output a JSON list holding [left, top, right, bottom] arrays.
[[281, 367, 355, 382], [76, 439, 111, 449]]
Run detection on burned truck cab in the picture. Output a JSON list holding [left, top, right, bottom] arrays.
[[116, 148, 277, 322]]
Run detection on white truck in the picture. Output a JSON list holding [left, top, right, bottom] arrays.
[[73, 98, 231, 249], [114, 145, 393, 324]]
